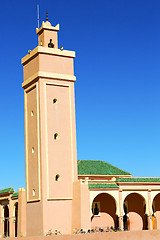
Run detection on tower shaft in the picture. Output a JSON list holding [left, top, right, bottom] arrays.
[[22, 21, 77, 235]]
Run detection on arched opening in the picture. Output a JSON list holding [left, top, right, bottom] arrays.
[[15, 203, 18, 237], [4, 205, 9, 237], [124, 193, 148, 231], [91, 193, 118, 229], [152, 193, 160, 229]]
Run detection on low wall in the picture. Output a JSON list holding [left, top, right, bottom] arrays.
[[3, 230, 160, 240]]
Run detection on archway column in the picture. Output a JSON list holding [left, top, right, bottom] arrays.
[[9, 197, 15, 237], [148, 215, 152, 230], [147, 190, 153, 230], [18, 188, 26, 237], [0, 205, 4, 237], [152, 192, 160, 230], [118, 190, 124, 230], [119, 216, 123, 230]]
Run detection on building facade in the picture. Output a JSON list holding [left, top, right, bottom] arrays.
[[0, 19, 160, 237], [78, 160, 160, 231], [1, 160, 160, 237]]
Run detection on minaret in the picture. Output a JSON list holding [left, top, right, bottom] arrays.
[[22, 20, 78, 236]]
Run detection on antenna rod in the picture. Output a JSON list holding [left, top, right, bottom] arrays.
[[37, 4, 40, 29]]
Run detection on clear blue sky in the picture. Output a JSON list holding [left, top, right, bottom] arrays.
[[0, 0, 160, 190]]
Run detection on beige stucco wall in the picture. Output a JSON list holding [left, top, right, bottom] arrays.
[[17, 188, 26, 237], [72, 181, 91, 232]]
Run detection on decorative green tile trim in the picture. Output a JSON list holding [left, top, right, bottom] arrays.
[[116, 177, 160, 183], [0, 187, 14, 194], [88, 183, 119, 189], [78, 160, 131, 176], [11, 192, 18, 198]]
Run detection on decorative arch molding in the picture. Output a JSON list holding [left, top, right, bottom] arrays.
[[151, 191, 160, 209], [14, 202, 18, 237], [3, 204, 9, 237], [122, 191, 149, 215], [13, 202, 18, 217], [90, 190, 119, 216]]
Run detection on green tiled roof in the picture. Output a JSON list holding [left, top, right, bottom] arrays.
[[11, 192, 18, 198], [78, 160, 131, 176], [116, 177, 160, 183], [0, 187, 14, 194], [88, 183, 119, 189]]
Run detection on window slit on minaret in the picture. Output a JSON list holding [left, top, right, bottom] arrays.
[[55, 174, 60, 181], [53, 133, 58, 140], [32, 189, 36, 196], [53, 98, 57, 104], [48, 39, 54, 48]]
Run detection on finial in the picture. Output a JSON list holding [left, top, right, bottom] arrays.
[[46, 11, 48, 21]]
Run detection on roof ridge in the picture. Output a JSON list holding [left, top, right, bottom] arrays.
[[78, 160, 102, 162], [78, 159, 131, 175], [117, 177, 160, 179], [130, 177, 160, 178], [88, 182, 119, 189], [116, 177, 160, 182], [0, 187, 14, 191]]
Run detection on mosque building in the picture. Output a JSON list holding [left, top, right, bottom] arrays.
[[0, 19, 160, 238]]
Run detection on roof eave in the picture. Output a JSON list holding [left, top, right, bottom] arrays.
[[89, 187, 119, 190], [117, 182, 160, 185], [78, 174, 132, 177]]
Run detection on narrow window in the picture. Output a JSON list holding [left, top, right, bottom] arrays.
[[33, 189, 35, 196], [55, 174, 60, 181], [54, 133, 58, 140], [31, 111, 34, 117], [32, 147, 35, 153], [48, 39, 54, 48], [53, 98, 57, 104]]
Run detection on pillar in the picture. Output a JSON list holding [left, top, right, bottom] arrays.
[[18, 188, 26, 237], [148, 189, 153, 230], [118, 190, 124, 230], [0, 204, 3, 237], [9, 197, 14, 237], [72, 180, 91, 232]]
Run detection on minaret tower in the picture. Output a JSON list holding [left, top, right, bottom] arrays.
[[22, 20, 78, 235]]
